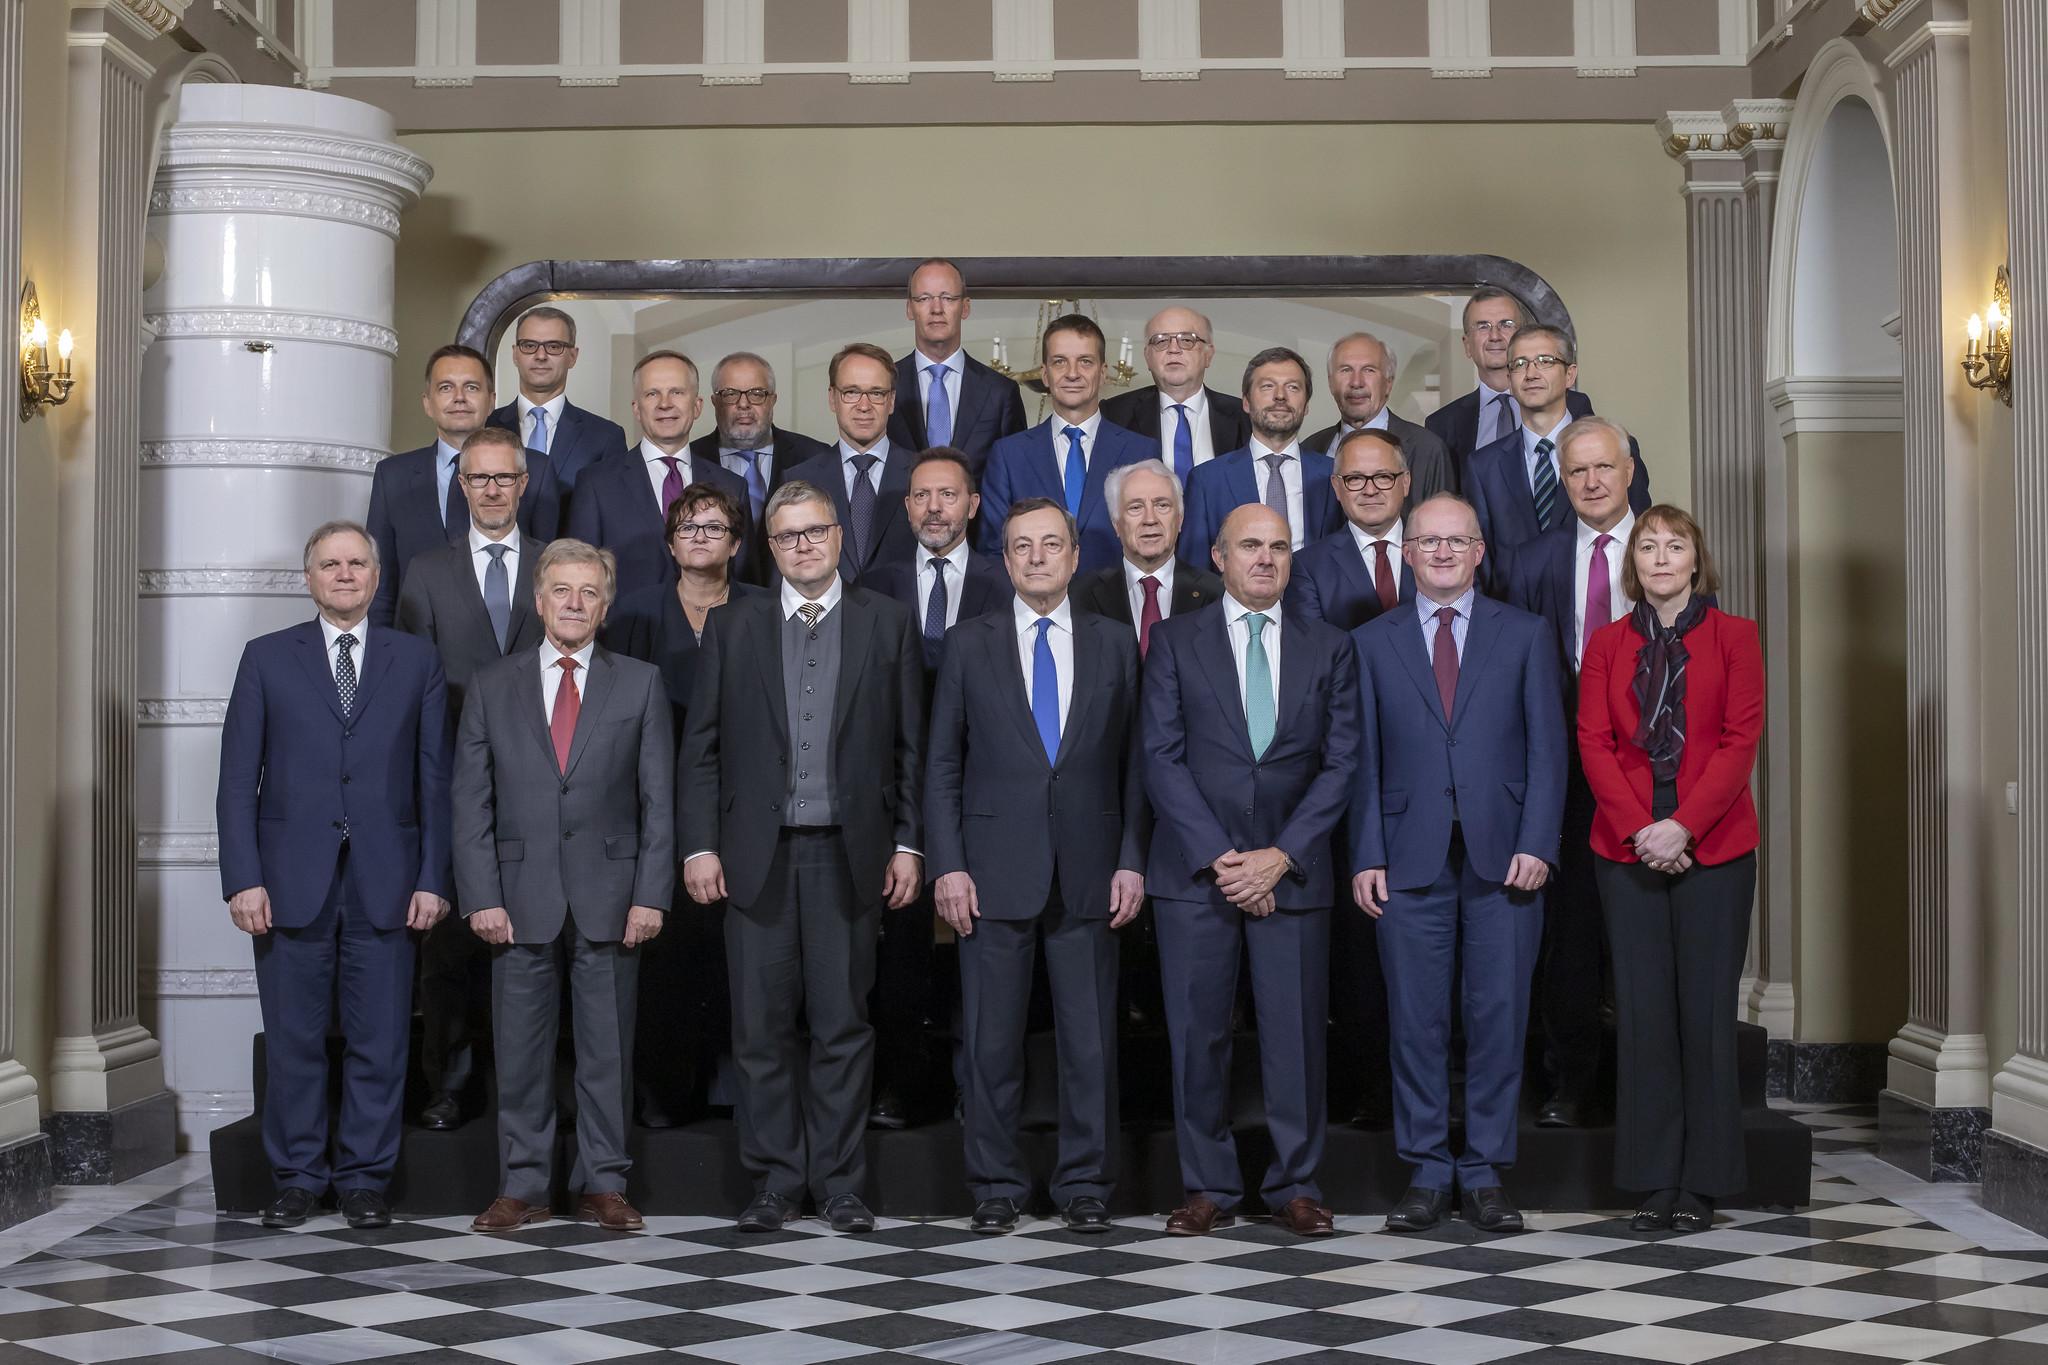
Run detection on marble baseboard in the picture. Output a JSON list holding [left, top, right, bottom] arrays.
[[1784, 1042, 1887, 1104], [0, 1132, 53, 1229], [1878, 1090, 1991, 1182], [43, 1091, 178, 1184], [1984, 1129, 2048, 1236], [1768, 1040, 1791, 1100]]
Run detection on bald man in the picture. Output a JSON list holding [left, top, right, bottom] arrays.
[[1100, 306, 1252, 484], [1303, 332, 1457, 506]]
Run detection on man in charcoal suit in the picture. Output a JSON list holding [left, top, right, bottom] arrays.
[[1303, 332, 1456, 504], [689, 351, 832, 583], [784, 343, 922, 589], [485, 305, 628, 496], [1099, 306, 1250, 484], [889, 258, 1029, 474]]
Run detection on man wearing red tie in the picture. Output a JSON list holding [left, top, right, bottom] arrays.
[[1070, 459, 1222, 657]]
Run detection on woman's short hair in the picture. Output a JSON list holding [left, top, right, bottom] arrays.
[[1621, 503, 1721, 599], [664, 481, 748, 550]]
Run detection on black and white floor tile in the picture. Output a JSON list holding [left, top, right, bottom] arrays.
[[7, 1104, 2048, 1364]]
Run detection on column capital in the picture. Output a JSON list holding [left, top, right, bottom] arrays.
[[1658, 111, 1740, 161]]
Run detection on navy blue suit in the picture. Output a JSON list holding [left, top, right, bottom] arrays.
[[563, 447, 748, 603], [889, 350, 1030, 475], [486, 399, 628, 495], [1178, 446, 1344, 567], [1466, 426, 1650, 587], [216, 620, 452, 1196], [1141, 602, 1361, 1212], [978, 418, 1158, 575], [1427, 386, 1597, 492], [367, 443, 564, 628], [1285, 529, 1416, 632], [867, 550, 1013, 679], [1349, 594, 1566, 1193]]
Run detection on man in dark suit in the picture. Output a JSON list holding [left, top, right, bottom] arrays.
[[455, 539, 675, 1235], [1304, 332, 1457, 503], [485, 305, 628, 496], [928, 497, 1145, 1235], [783, 343, 921, 589], [680, 480, 926, 1235], [691, 351, 832, 582], [1350, 494, 1567, 1234], [1142, 503, 1361, 1239], [889, 258, 1028, 474], [1099, 306, 1250, 484], [1466, 326, 1650, 582], [978, 314, 1158, 575], [565, 349, 748, 603], [216, 520, 452, 1230], [1179, 348, 1343, 564], [1072, 459, 1222, 656], [394, 427, 548, 1134], [1501, 417, 1639, 1130], [1425, 288, 1537, 486], [368, 344, 564, 628]]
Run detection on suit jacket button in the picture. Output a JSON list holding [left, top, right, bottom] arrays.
[[1243, 807, 1253, 817], [560, 784, 569, 795], [341, 774, 351, 784], [331, 821, 344, 831], [770, 801, 780, 811], [564, 830, 575, 839], [1444, 787, 1454, 797]]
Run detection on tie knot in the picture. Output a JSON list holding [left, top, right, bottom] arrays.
[[660, 454, 680, 472], [1535, 438, 1554, 458], [1172, 403, 1186, 417], [929, 556, 947, 576], [337, 633, 357, 656], [1436, 605, 1459, 626], [1140, 574, 1161, 594], [928, 363, 947, 382], [1593, 532, 1611, 552], [1245, 610, 1269, 638], [1035, 616, 1054, 642], [853, 453, 878, 473], [556, 655, 578, 675], [1063, 425, 1085, 443], [736, 449, 759, 465], [797, 602, 823, 629], [1263, 453, 1285, 471], [485, 543, 508, 562]]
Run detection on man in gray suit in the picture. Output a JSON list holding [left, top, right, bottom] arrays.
[[1304, 332, 1457, 504], [453, 539, 675, 1234]]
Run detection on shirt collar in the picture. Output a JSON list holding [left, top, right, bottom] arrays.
[[640, 438, 689, 466], [1125, 556, 1176, 592], [1476, 378, 1514, 409], [517, 393, 567, 422], [1048, 411, 1102, 440], [319, 615, 367, 653], [923, 349, 964, 380], [470, 525, 522, 556], [1417, 585, 1477, 625], [436, 438, 462, 468], [838, 436, 891, 464], [1160, 388, 1208, 417], [781, 575, 844, 620], [1222, 593, 1282, 628], [1342, 407, 1392, 433], [543, 638, 595, 673], [1577, 510, 1633, 555], [1248, 434, 1301, 463], [1349, 516, 1403, 553], [1524, 413, 1573, 452], [720, 430, 774, 457], [1014, 594, 1073, 635], [924, 539, 971, 575]]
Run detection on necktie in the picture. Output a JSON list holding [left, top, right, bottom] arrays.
[[550, 656, 580, 773], [1432, 605, 1459, 722], [1061, 426, 1087, 518], [1243, 612, 1275, 758], [1032, 617, 1061, 764], [1262, 453, 1290, 534], [483, 543, 511, 651], [442, 453, 465, 544], [529, 406, 551, 454], [849, 454, 879, 565], [735, 450, 767, 525], [1373, 539, 1398, 613], [926, 365, 953, 448], [659, 455, 685, 516], [335, 632, 358, 716], [1171, 403, 1194, 482], [797, 601, 823, 632], [1582, 532, 1613, 664], [1531, 438, 1559, 528], [1138, 574, 1162, 658], [924, 557, 949, 645], [1491, 392, 1518, 445]]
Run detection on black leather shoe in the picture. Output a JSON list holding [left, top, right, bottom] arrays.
[[262, 1186, 318, 1228], [824, 1192, 876, 1233], [736, 1190, 799, 1233], [338, 1188, 391, 1229], [419, 1093, 460, 1131], [867, 1090, 910, 1130], [1385, 1186, 1450, 1232], [1062, 1196, 1112, 1233], [1632, 1189, 1677, 1232], [1536, 1096, 1583, 1129], [971, 1197, 1021, 1235], [1672, 1193, 1715, 1233], [1461, 1186, 1525, 1233]]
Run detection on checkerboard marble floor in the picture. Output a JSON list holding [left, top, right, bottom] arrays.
[[7, 1104, 2048, 1364]]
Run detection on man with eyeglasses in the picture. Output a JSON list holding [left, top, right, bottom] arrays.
[[688, 352, 832, 582], [784, 342, 921, 587], [1465, 327, 1650, 585], [1305, 332, 1456, 504], [1349, 494, 1566, 1235], [368, 344, 565, 628], [566, 349, 750, 603], [680, 480, 926, 1235], [486, 305, 628, 495], [889, 258, 1028, 474], [1100, 306, 1251, 482], [1178, 347, 1344, 564], [395, 427, 549, 1132]]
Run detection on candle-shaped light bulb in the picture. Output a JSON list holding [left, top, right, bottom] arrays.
[[1968, 313, 1983, 358], [1987, 301, 2004, 336], [28, 318, 46, 349], [55, 329, 73, 373]]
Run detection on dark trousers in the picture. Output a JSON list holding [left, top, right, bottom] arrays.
[[490, 921, 639, 1204], [1597, 852, 1757, 1198], [959, 891, 1119, 1205], [1329, 898, 1393, 1121], [1376, 837, 1543, 1192], [1535, 774, 1608, 1104], [1155, 897, 1329, 1212], [870, 894, 936, 1108], [419, 911, 489, 1098], [727, 827, 878, 1202], [252, 845, 414, 1194], [636, 887, 731, 1119]]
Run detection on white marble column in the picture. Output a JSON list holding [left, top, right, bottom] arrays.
[[138, 83, 430, 1150]]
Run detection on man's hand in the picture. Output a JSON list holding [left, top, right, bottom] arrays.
[[1352, 868, 1389, 919], [935, 871, 978, 936], [883, 852, 923, 910], [1242, 890, 1277, 919], [1505, 853, 1550, 892], [1215, 847, 1290, 906], [684, 854, 727, 905], [1109, 870, 1145, 928], [1633, 819, 1692, 868], [623, 906, 663, 947], [228, 886, 272, 936], [469, 907, 513, 945], [406, 892, 450, 932]]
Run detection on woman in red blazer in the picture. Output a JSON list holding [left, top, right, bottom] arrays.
[[1578, 505, 1763, 1233]]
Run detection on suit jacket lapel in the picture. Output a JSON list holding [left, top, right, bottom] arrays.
[[896, 360, 928, 448], [562, 648, 617, 777], [1395, 605, 1451, 730], [1304, 466, 1335, 537], [751, 600, 790, 751], [1225, 452, 1258, 509], [994, 616, 1045, 762], [1273, 613, 1312, 741], [1450, 598, 1503, 733], [1079, 427, 1120, 531], [1055, 616, 1101, 767], [832, 593, 875, 734], [450, 543, 499, 651], [1193, 610, 1256, 762], [1332, 538, 1375, 615], [292, 622, 347, 725], [509, 546, 540, 648], [951, 363, 990, 444], [1172, 570, 1212, 616], [521, 649, 556, 763]]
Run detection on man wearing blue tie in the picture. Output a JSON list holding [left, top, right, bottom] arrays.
[[978, 314, 1159, 575], [1098, 306, 1252, 483], [689, 352, 833, 583], [485, 306, 629, 496], [889, 259, 1028, 474]]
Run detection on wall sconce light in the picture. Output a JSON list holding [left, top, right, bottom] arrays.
[[18, 281, 74, 421], [1963, 264, 2013, 407]]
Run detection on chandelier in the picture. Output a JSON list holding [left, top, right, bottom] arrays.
[[987, 299, 1138, 391]]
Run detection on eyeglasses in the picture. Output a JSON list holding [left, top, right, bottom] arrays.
[[1336, 470, 1405, 492], [1412, 534, 1482, 552], [834, 386, 893, 405], [673, 521, 732, 541], [712, 387, 774, 405], [1466, 320, 1519, 337], [1507, 354, 1568, 373], [460, 472, 524, 489], [513, 340, 572, 356], [1147, 332, 1210, 351], [909, 292, 965, 307], [769, 524, 836, 548]]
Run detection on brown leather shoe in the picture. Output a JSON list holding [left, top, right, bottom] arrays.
[[578, 1191, 645, 1232], [1274, 1196, 1335, 1237], [1164, 1196, 1232, 1236], [472, 1197, 550, 1233]]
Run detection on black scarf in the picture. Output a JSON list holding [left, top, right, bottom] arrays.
[[1630, 596, 1710, 786]]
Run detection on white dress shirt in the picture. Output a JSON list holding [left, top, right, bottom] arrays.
[[1015, 596, 1075, 733], [469, 526, 523, 602], [639, 439, 696, 509], [837, 438, 892, 501], [1349, 516, 1403, 591], [1160, 388, 1216, 468], [1246, 435, 1308, 548], [1046, 411, 1103, 472], [540, 638, 595, 722], [434, 439, 462, 528], [919, 539, 973, 631], [1521, 413, 1573, 497], [1476, 379, 1520, 445], [780, 574, 844, 622], [1122, 556, 1178, 628], [318, 616, 368, 680], [918, 349, 964, 429], [1418, 586, 1476, 663], [1572, 511, 1634, 669], [1222, 593, 1283, 722], [517, 393, 566, 452]]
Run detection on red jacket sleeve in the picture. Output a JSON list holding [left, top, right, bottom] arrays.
[[1673, 613, 1765, 841], [1576, 623, 1652, 840]]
